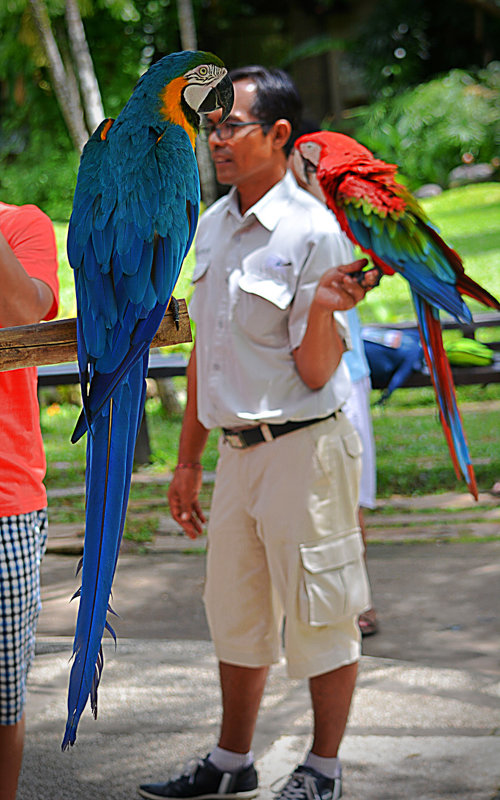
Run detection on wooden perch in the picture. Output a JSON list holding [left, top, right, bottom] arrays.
[[0, 300, 191, 372]]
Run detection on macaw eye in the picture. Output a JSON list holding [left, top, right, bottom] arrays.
[[199, 66, 209, 77]]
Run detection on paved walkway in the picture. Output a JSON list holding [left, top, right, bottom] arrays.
[[18, 493, 500, 800]]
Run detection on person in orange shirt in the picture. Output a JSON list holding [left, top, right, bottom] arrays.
[[0, 202, 59, 800]]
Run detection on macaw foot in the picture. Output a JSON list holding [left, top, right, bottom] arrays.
[[353, 265, 384, 289], [169, 296, 180, 330]]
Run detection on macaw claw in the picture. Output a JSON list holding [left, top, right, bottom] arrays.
[[352, 265, 384, 289], [169, 296, 180, 330]]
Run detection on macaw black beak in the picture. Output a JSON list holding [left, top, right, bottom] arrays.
[[199, 73, 234, 122]]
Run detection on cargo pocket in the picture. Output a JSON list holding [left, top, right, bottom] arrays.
[[342, 430, 363, 460], [298, 531, 370, 626]]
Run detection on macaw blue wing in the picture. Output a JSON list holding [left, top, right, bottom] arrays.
[[341, 196, 472, 324], [339, 195, 479, 497], [63, 117, 200, 749]]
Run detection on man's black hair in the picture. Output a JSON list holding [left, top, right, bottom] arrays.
[[228, 65, 302, 156]]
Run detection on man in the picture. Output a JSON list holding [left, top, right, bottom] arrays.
[[0, 201, 59, 800], [139, 66, 375, 800]]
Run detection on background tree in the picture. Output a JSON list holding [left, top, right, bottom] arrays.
[[1, 0, 498, 217]]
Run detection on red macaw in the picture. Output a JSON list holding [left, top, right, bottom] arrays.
[[293, 130, 500, 499]]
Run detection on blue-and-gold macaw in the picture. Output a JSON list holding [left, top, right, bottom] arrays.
[[293, 130, 500, 500], [63, 50, 233, 749]]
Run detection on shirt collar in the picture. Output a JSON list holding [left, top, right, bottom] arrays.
[[226, 171, 299, 231]]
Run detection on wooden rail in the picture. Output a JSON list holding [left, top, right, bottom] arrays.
[[0, 300, 191, 372]]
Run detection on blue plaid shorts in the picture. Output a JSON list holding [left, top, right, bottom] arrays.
[[0, 509, 48, 725]]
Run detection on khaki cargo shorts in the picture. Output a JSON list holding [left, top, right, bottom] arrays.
[[203, 413, 371, 679]]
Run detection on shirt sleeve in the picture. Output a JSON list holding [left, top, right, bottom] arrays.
[[288, 225, 354, 351], [3, 204, 60, 321]]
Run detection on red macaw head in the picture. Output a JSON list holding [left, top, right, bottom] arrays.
[[292, 131, 375, 193]]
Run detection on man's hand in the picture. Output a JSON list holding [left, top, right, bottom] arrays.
[[313, 258, 379, 313], [168, 465, 207, 539]]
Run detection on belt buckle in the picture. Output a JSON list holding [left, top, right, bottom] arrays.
[[259, 423, 274, 442], [224, 431, 247, 449]]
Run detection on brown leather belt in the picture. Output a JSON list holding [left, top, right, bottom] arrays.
[[222, 410, 339, 450]]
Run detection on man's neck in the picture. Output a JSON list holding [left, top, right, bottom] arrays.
[[236, 166, 287, 215]]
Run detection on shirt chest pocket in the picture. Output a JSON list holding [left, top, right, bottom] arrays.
[[235, 250, 299, 344]]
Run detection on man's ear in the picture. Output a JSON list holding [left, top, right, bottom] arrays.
[[271, 119, 292, 151]]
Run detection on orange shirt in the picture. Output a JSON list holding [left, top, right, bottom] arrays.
[[0, 203, 60, 516]]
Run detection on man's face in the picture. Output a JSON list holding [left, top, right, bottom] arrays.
[[206, 79, 276, 188]]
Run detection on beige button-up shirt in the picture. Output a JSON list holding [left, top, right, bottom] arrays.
[[190, 172, 354, 430]]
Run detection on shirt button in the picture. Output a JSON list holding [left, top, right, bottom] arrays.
[[213, 363, 220, 371]]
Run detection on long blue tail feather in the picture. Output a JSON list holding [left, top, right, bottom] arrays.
[[62, 357, 147, 749]]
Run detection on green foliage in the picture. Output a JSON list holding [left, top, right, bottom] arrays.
[[0, 0, 185, 218], [350, 65, 500, 189], [352, 0, 500, 100], [1, 135, 79, 221]]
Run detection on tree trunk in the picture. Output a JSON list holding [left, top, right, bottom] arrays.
[[65, 0, 105, 134], [176, 0, 218, 206], [29, 0, 89, 152]]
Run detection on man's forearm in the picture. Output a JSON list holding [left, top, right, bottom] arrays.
[[293, 305, 345, 391], [177, 345, 210, 464]]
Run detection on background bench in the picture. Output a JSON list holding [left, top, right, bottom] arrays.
[[365, 312, 500, 390]]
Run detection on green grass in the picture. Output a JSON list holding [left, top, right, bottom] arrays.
[[53, 182, 500, 328], [41, 396, 221, 492], [42, 381, 500, 504], [42, 183, 500, 540], [371, 382, 500, 496]]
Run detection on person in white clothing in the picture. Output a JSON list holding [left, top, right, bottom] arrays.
[[139, 66, 378, 800]]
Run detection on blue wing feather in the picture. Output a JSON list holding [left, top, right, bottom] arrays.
[[338, 194, 478, 495], [344, 206, 472, 323]]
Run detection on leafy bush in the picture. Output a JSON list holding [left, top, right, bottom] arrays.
[[349, 64, 500, 189], [0, 135, 79, 221]]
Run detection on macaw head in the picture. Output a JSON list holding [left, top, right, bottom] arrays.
[[292, 130, 375, 202], [124, 50, 234, 146], [293, 131, 397, 200]]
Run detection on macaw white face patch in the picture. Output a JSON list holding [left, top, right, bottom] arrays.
[[183, 65, 228, 112], [292, 147, 325, 205]]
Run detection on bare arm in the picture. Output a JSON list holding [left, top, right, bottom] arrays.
[[293, 259, 374, 390], [0, 230, 54, 326], [167, 343, 210, 538]]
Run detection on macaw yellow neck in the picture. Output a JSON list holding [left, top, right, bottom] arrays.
[[159, 77, 196, 149]]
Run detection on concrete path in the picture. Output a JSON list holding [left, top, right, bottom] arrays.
[[18, 496, 500, 800]]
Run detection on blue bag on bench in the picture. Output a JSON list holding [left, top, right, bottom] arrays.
[[362, 327, 424, 402]]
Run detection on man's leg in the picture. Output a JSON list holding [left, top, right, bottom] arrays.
[[0, 716, 25, 800], [138, 663, 265, 799], [218, 662, 269, 752], [309, 662, 358, 757]]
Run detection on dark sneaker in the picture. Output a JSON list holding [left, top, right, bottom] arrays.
[[138, 755, 259, 800], [272, 765, 342, 800]]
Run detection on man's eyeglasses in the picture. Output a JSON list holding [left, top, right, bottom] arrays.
[[200, 120, 269, 142]]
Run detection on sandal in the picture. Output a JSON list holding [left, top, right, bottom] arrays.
[[358, 607, 379, 636]]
